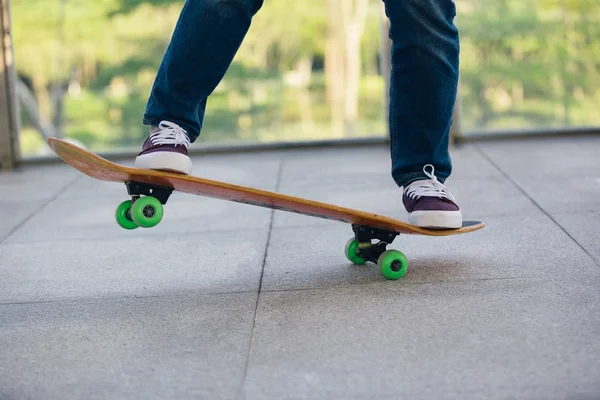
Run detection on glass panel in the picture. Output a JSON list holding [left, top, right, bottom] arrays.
[[15, 0, 598, 155], [455, 0, 600, 135], [13, 0, 386, 157]]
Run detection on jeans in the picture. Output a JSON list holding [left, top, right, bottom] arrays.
[[144, 0, 460, 187]]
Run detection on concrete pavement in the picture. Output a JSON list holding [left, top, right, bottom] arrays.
[[1, 136, 599, 399]]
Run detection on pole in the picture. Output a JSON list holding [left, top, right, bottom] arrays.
[[0, 0, 20, 170]]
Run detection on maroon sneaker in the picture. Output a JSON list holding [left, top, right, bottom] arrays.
[[403, 164, 462, 229], [134, 121, 192, 174]]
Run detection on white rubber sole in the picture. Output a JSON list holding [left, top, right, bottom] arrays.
[[408, 210, 463, 229], [135, 151, 192, 175]]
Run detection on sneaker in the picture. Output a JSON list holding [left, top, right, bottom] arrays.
[[134, 121, 192, 175], [403, 164, 462, 229]]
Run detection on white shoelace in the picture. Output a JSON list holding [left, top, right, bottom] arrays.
[[149, 121, 191, 148], [405, 164, 457, 202]]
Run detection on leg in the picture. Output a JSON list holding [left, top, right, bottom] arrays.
[[383, 0, 462, 228], [144, 0, 264, 141], [383, 0, 459, 187], [135, 0, 263, 174]]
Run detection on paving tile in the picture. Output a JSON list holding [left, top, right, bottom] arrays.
[[0, 292, 256, 400], [272, 183, 401, 229], [0, 199, 46, 242], [0, 229, 268, 303], [278, 143, 499, 192], [478, 136, 600, 213], [279, 146, 394, 191], [274, 143, 534, 229], [448, 173, 540, 218], [3, 136, 598, 400], [478, 136, 600, 178], [5, 192, 271, 244], [6, 152, 278, 244], [552, 210, 600, 263], [0, 164, 78, 202], [272, 172, 539, 229], [262, 214, 597, 291], [241, 278, 600, 399], [508, 174, 599, 212], [190, 153, 281, 190], [447, 143, 503, 178]]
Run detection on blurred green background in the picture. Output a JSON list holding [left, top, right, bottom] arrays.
[[13, 0, 600, 156]]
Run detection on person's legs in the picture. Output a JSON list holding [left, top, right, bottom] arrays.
[[383, 0, 462, 228], [136, 0, 264, 174]]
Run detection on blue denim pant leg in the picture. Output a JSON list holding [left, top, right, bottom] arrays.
[[145, 0, 459, 188], [143, 0, 264, 141], [383, 0, 460, 187]]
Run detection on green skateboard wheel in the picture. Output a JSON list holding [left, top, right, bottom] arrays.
[[344, 238, 367, 265], [115, 200, 138, 230], [131, 196, 164, 228], [378, 250, 408, 280]]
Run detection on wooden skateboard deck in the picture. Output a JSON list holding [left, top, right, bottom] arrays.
[[47, 137, 484, 279], [48, 137, 484, 235]]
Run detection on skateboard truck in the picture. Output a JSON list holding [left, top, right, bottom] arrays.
[[113, 181, 174, 230], [352, 225, 398, 263], [346, 225, 408, 279], [125, 181, 173, 205]]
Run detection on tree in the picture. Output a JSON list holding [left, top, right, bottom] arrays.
[[326, 0, 370, 136], [456, 0, 600, 130]]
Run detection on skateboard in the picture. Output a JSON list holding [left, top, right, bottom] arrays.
[[47, 137, 485, 280]]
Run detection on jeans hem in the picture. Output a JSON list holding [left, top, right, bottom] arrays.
[[143, 116, 161, 127], [143, 116, 198, 142], [393, 171, 446, 188]]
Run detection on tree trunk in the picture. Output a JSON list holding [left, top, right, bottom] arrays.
[[561, 0, 573, 125], [511, 47, 524, 104], [32, 77, 54, 135], [325, 0, 345, 137], [326, 0, 369, 137], [340, 0, 369, 135], [295, 57, 314, 127], [343, 24, 361, 134]]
